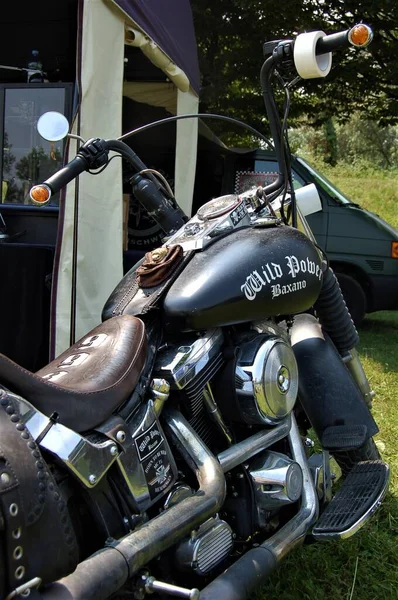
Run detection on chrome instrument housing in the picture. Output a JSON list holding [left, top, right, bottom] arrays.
[[248, 450, 304, 528], [235, 335, 298, 425]]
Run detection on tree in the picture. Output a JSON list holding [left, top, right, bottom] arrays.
[[15, 146, 62, 184], [2, 132, 19, 203], [191, 0, 398, 138]]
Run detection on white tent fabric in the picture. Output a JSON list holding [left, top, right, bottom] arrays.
[[175, 88, 198, 215], [123, 81, 177, 114], [53, 0, 199, 356], [54, 0, 124, 357]]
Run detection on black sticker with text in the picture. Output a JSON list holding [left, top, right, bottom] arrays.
[[142, 448, 173, 499], [230, 202, 248, 226], [135, 422, 164, 462]]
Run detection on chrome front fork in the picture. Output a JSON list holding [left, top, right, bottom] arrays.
[[342, 347, 375, 408]]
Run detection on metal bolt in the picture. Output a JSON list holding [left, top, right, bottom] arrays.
[[89, 474, 97, 485], [1, 472, 10, 484], [232, 492, 239, 498], [236, 473, 244, 479], [15, 565, 25, 579], [13, 546, 23, 560], [9, 503, 18, 517], [12, 527, 22, 540], [110, 445, 118, 456], [116, 431, 126, 443]]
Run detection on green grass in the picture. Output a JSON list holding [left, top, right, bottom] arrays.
[[256, 169, 398, 600], [309, 161, 398, 229]]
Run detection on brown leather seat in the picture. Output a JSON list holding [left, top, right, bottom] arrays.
[[0, 315, 146, 432]]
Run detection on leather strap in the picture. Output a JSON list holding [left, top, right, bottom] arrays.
[[0, 389, 79, 597]]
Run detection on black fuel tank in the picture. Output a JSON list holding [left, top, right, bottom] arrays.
[[163, 225, 323, 331]]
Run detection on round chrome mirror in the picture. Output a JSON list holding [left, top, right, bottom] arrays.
[[37, 111, 70, 142]]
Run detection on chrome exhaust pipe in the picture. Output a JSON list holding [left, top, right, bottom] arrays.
[[200, 413, 318, 600], [218, 416, 291, 472], [39, 409, 226, 600], [38, 412, 312, 600]]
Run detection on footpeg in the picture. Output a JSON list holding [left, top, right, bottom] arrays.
[[320, 424, 368, 451], [313, 460, 389, 539]]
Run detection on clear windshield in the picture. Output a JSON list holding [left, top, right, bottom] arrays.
[[296, 157, 353, 206]]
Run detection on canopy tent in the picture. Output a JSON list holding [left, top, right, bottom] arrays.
[[52, 0, 200, 357]]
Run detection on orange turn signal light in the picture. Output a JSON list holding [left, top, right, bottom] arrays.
[[30, 184, 51, 206], [348, 24, 373, 48], [392, 241, 398, 259]]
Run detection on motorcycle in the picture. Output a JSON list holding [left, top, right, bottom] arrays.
[[0, 23, 389, 600]]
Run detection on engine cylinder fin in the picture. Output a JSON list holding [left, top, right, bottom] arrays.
[[185, 353, 224, 397]]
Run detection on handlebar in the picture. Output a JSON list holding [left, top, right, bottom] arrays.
[[29, 137, 108, 202], [316, 24, 373, 55], [43, 155, 88, 195], [260, 23, 373, 204], [30, 136, 187, 235], [316, 30, 350, 55]]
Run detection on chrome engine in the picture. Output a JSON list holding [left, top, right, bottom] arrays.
[[248, 451, 303, 529], [235, 333, 299, 425], [175, 516, 234, 575], [155, 329, 226, 447], [154, 325, 301, 571]]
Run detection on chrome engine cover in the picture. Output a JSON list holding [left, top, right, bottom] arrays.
[[249, 450, 303, 528], [154, 329, 224, 389], [174, 516, 233, 575], [235, 334, 298, 424], [154, 329, 225, 448]]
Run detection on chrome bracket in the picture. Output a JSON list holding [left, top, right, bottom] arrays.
[[97, 402, 178, 512], [12, 394, 119, 488], [308, 450, 332, 504]]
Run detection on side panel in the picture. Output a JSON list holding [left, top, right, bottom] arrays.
[[163, 226, 323, 331]]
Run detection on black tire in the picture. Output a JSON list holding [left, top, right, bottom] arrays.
[[335, 272, 367, 327], [333, 437, 381, 477]]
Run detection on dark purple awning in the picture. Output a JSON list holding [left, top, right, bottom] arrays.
[[114, 0, 200, 95]]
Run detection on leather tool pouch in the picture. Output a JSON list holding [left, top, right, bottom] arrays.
[[136, 245, 183, 288], [0, 388, 78, 598], [102, 245, 191, 320]]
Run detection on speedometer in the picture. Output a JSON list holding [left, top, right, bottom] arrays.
[[197, 195, 241, 221]]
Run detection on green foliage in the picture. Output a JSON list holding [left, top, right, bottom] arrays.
[[336, 115, 398, 168], [15, 145, 62, 184], [191, 0, 398, 137], [319, 166, 398, 228], [322, 117, 338, 166], [290, 114, 398, 170], [2, 132, 15, 175]]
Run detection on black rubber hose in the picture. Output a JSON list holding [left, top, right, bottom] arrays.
[[200, 546, 277, 600], [314, 266, 359, 353]]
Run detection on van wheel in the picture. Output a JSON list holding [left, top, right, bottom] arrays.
[[335, 273, 366, 327]]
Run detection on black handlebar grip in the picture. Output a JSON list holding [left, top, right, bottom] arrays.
[[316, 24, 373, 55], [44, 155, 88, 194], [131, 174, 186, 235], [316, 30, 349, 55]]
